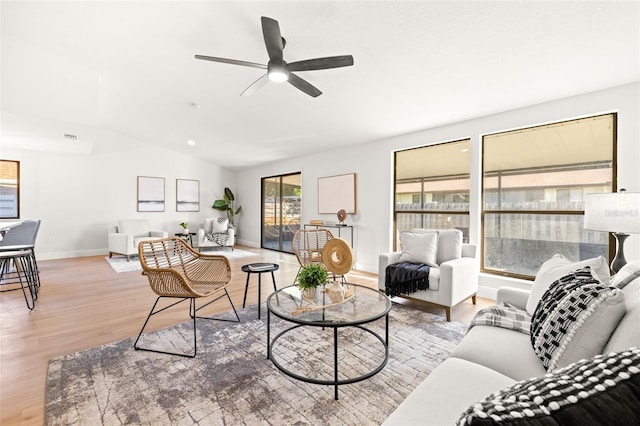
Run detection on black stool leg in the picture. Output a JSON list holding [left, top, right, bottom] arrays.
[[258, 272, 262, 319], [242, 272, 250, 308]]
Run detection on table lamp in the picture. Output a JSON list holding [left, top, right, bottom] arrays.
[[584, 191, 640, 273]]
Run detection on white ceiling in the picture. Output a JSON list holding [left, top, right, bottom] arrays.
[[1, 1, 639, 170]]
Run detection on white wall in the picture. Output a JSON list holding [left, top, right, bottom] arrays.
[[2, 83, 638, 297], [236, 83, 640, 297], [1, 128, 234, 259]]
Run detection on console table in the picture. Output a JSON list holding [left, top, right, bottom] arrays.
[[303, 224, 354, 249]]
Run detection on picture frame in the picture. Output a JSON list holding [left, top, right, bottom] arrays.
[[0, 159, 20, 219], [318, 173, 356, 214], [176, 179, 200, 212], [137, 176, 165, 212]]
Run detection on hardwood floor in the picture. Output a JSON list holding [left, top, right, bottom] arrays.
[[0, 247, 492, 425]]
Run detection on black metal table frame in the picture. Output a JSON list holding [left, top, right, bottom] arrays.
[[266, 288, 390, 400]]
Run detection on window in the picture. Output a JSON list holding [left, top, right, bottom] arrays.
[[394, 139, 471, 247], [0, 160, 19, 219], [482, 113, 615, 278]]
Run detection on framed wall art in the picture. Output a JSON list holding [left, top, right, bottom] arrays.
[[0, 159, 20, 219], [318, 173, 356, 214], [137, 176, 165, 212], [176, 179, 200, 212]]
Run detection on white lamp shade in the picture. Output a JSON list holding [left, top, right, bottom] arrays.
[[584, 192, 640, 234]]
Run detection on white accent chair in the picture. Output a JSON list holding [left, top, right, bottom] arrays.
[[108, 219, 168, 261], [378, 229, 479, 321], [196, 217, 235, 251]]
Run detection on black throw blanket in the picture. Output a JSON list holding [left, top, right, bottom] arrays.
[[385, 262, 430, 297]]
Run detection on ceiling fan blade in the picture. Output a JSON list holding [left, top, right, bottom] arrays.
[[288, 73, 322, 98], [240, 74, 269, 97], [261, 17, 283, 62], [194, 55, 266, 69], [288, 55, 354, 72]]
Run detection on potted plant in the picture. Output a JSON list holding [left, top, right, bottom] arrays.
[[179, 222, 189, 234], [212, 187, 242, 227], [297, 263, 329, 300]]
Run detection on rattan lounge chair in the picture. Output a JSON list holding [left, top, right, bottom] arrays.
[[291, 229, 334, 283], [134, 237, 240, 357]]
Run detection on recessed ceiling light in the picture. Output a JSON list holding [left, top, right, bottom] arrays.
[[187, 140, 196, 146]]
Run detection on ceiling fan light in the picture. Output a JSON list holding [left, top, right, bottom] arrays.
[[267, 61, 289, 82], [268, 71, 288, 82]]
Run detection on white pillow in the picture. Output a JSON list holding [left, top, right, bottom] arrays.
[[411, 228, 463, 264], [610, 260, 640, 289], [398, 232, 438, 267], [526, 254, 611, 315], [434, 229, 462, 264], [212, 218, 229, 233]]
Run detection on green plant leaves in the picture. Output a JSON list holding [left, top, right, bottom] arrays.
[[213, 187, 241, 226], [297, 263, 329, 289], [224, 187, 234, 201], [212, 200, 229, 210]]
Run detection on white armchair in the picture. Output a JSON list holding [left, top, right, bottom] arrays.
[[378, 229, 479, 321], [196, 217, 235, 250], [108, 219, 168, 261]]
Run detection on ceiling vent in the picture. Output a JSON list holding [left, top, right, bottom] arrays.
[[64, 133, 78, 141]]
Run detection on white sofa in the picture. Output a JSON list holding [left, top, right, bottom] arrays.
[[379, 229, 479, 321], [195, 217, 235, 250], [383, 256, 640, 425], [108, 219, 167, 260]]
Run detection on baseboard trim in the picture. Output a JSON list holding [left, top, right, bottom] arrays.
[[38, 249, 107, 261]]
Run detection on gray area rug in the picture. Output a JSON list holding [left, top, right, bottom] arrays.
[[45, 303, 468, 425]]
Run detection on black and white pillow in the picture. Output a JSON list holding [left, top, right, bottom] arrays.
[[530, 267, 626, 370], [457, 347, 640, 426]]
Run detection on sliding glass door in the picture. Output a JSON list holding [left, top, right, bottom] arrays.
[[261, 173, 301, 253]]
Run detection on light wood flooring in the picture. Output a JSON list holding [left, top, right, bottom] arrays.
[[0, 246, 492, 425]]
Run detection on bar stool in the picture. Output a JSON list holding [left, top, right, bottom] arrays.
[[0, 220, 41, 291], [0, 245, 39, 310]]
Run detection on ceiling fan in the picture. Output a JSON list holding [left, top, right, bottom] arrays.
[[195, 16, 354, 98]]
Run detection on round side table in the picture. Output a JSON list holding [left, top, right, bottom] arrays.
[[241, 263, 279, 319], [174, 232, 196, 246]]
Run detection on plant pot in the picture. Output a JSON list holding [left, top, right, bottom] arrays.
[[302, 287, 318, 301], [182, 229, 189, 234]]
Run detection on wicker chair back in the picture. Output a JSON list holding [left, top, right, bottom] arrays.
[[138, 237, 231, 298], [291, 229, 334, 267]]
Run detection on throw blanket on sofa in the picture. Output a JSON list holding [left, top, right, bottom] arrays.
[[205, 232, 229, 246], [468, 302, 531, 335], [385, 262, 430, 297]]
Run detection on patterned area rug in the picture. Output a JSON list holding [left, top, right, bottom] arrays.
[[105, 250, 257, 273], [45, 303, 468, 425], [104, 256, 143, 273]]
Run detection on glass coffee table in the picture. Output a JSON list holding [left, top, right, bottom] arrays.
[[266, 283, 392, 400]]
